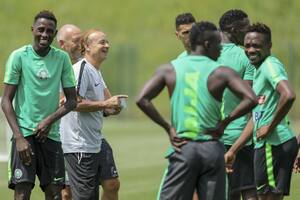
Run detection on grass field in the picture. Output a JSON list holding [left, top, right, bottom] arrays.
[[0, 119, 300, 199]]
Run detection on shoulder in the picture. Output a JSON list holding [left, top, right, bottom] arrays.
[[262, 55, 284, 72], [9, 45, 30, 58], [156, 63, 174, 74], [50, 46, 69, 58]]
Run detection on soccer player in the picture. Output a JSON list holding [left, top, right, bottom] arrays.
[[136, 21, 257, 200], [57, 25, 122, 200], [225, 23, 298, 200], [175, 12, 196, 58], [293, 134, 300, 173], [60, 29, 125, 200], [218, 9, 257, 200], [1, 10, 77, 200]]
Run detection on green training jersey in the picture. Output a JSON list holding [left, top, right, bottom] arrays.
[[170, 55, 221, 141], [217, 43, 255, 145], [252, 55, 294, 148], [4, 45, 76, 141]]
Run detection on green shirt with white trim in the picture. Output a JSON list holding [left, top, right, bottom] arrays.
[[4, 45, 76, 141]]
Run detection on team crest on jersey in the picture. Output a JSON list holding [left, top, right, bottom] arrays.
[[257, 95, 266, 105], [14, 168, 23, 179], [36, 68, 50, 79]]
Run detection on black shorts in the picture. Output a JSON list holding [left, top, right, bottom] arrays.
[[225, 144, 256, 194], [158, 140, 226, 200], [8, 135, 65, 191], [254, 137, 298, 196], [99, 138, 119, 181], [64, 139, 118, 200]]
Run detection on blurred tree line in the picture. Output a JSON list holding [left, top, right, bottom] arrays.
[[0, 0, 300, 118]]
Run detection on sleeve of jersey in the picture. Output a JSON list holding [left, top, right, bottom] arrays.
[[264, 60, 288, 89], [61, 53, 76, 88], [3, 51, 21, 85], [243, 60, 255, 81]]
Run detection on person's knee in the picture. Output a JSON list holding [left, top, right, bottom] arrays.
[[61, 187, 72, 200], [14, 183, 33, 200], [45, 184, 63, 200], [102, 178, 120, 193], [241, 188, 258, 200]]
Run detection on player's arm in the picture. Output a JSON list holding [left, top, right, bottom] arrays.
[[136, 64, 186, 152], [1, 84, 32, 165], [136, 64, 172, 131], [257, 80, 295, 139], [225, 116, 254, 173], [73, 95, 125, 112], [35, 87, 77, 142], [207, 67, 257, 136]]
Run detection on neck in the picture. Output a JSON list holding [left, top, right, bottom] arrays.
[[84, 54, 103, 70], [33, 45, 50, 57], [190, 46, 207, 57], [220, 32, 237, 44]]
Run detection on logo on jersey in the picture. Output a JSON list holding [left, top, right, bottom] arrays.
[[14, 169, 23, 179], [257, 95, 266, 105], [254, 111, 264, 122], [36, 68, 50, 80]]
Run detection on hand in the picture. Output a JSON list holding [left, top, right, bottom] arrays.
[[103, 107, 122, 116], [34, 119, 52, 143], [256, 125, 271, 140], [203, 120, 228, 139], [15, 137, 33, 166], [167, 126, 187, 153], [225, 150, 236, 174], [293, 154, 300, 173], [104, 96, 122, 109]]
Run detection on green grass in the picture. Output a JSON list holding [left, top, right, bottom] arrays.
[[0, 119, 300, 199]]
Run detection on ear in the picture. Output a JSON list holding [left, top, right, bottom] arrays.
[[58, 40, 64, 48], [268, 42, 272, 49], [175, 31, 179, 38], [31, 26, 34, 32], [204, 40, 210, 49]]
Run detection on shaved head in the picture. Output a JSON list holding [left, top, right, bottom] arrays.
[[57, 24, 82, 64], [57, 24, 81, 42]]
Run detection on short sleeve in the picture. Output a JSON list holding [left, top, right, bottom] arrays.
[[61, 53, 76, 88], [98, 71, 107, 88], [243, 60, 255, 81], [73, 61, 90, 98], [264, 60, 288, 89], [4, 51, 22, 85]]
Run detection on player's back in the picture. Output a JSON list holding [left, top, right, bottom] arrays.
[[170, 55, 221, 141]]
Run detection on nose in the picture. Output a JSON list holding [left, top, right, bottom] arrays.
[[41, 31, 48, 38], [246, 46, 256, 55]]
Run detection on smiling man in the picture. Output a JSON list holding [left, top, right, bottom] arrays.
[[1, 10, 77, 200], [225, 23, 298, 200], [60, 29, 126, 200]]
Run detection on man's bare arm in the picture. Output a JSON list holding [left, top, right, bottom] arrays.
[[136, 64, 172, 131], [209, 67, 257, 124], [257, 80, 295, 139], [1, 84, 32, 164]]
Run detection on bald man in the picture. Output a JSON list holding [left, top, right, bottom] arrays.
[[57, 24, 82, 64]]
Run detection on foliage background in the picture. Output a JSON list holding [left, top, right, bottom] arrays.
[[0, 0, 300, 118]]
